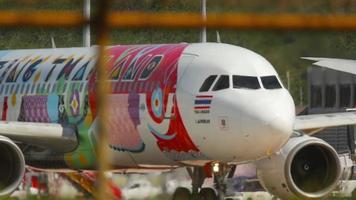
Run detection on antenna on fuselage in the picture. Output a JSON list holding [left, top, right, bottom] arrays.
[[51, 37, 56, 48], [216, 31, 221, 43], [83, 0, 91, 47], [200, 0, 207, 43]]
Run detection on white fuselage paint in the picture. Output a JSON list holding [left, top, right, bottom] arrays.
[[177, 43, 295, 164]]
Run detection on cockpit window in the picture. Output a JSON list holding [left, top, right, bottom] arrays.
[[212, 75, 230, 91], [199, 75, 217, 92], [261, 76, 282, 89], [233, 75, 260, 89]]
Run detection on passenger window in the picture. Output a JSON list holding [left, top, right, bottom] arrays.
[[233, 75, 260, 89], [15, 84, 20, 93], [26, 84, 30, 94], [52, 83, 57, 93], [46, 83, 51, 93], [199, 75, 217, 92], [21, 84, 25, 94], [10, 84, 15, 94], [261, 76, 282, 89], [80, 82, 84, 92], [36, 84, 41, 93], [212, 75, 230, 91], [63, 83, 68, 92], [31, 84, 36, 94]]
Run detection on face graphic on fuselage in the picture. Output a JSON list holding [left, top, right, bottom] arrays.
[[0, 43, 294, 169]]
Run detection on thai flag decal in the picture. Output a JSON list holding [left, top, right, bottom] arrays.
[[194, 95, 213, 110]]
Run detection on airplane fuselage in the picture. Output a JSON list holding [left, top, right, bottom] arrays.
[[0, 43, 295, 170]]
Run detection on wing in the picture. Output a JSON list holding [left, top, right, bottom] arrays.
[[0, 121, 77, 153], [295, 112, 356, 135], [302, 57, 356, 75], [299, 57, 356, 134]]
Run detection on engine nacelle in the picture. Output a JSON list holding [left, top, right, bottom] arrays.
[[256, 135, 341, 199], [0, 136, 25, 197]]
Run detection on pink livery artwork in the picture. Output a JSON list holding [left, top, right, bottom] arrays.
[[88, 44, 206, 160]]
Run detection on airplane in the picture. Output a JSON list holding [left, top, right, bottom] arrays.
[[0, 42, 356, 200]]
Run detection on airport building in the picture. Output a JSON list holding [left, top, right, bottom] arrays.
[[308, 66, 356, 154]]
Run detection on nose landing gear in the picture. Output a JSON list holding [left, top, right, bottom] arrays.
[[172, 163, 235, 200]]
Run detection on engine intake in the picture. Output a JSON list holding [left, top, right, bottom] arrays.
[[0, 136, 25, 197], [256, 135, 341, 199]]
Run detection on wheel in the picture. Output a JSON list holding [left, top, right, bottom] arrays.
[[172, 187, 191, 200], [199, 187, 217, 200]]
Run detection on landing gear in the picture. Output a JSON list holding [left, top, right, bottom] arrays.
[[187, 166, 206, 197], [172, 166, 217, 200], [172, 163, 235, 200], [213, 163, 234, 200], [199, 187, 217, 200], [173, 187, 192, 200]]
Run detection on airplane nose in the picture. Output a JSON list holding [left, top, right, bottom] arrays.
[[263, 92, 295, 148], [267, 114, 294, 139]]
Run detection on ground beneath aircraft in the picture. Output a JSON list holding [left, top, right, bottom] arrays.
[[10, 168, 356, 200]]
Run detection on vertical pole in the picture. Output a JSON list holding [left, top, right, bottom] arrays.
[[200, 0, 207, 43], [286, 71, 290, 91], [300, 86, 303, 106], [83, 0, 91, 47], [93, 0, 111, 199]]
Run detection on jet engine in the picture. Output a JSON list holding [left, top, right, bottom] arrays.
[[0, 136, 25, 197], [256, 134, 341, 199]]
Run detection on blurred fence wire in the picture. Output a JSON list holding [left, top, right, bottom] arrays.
[[3, 11, 356, 30], [2, 0, 356, 199]]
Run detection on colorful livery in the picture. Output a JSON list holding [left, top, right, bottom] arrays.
[[0, 42, 355, 199]]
